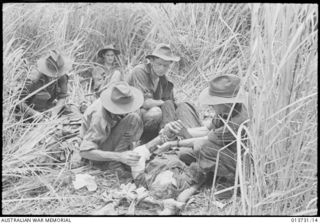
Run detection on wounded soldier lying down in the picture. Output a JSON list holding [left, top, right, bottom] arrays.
[[128, 123, 206, 215]]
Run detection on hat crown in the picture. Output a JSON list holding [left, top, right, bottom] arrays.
[[97, 44, 120, 58], [110, 82, 133, 104], [37, 50, 72, 77], [100, 81, 144, 114], [209, 75, 241, 98], [45, 50, 65, 76], [146, 43, 180, 62], [104, 44, 116, 49], [153, 44, 173, 57]]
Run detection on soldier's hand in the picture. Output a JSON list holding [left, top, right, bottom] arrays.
[[175, 120, 191, 138], [193, 138, 207, 152], [163, 121, 181, 139], [119, 151, 141, 166], [155, 142, 173, 154], [164, 120, 189, 138]]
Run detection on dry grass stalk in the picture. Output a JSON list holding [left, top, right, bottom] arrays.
[[2, 3, 317, 215]]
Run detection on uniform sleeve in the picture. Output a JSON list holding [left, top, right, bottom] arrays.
[[161, 80, 174, 101], [127, 67, 153, 99], [19, 69, 41, 101], [80, 112, 110, 152], [57, 75, 69, 99], [209, 116, 247, 146], [92, 66, 105, 90], [109, 69, 123, 83]]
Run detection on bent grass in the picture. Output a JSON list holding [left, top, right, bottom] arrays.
[[2, 3, 317, 215]]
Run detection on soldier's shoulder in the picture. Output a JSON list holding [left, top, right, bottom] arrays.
[[93, 65, 105, 73], [131, 63, 148, 74], [28, 68, 43, 81]]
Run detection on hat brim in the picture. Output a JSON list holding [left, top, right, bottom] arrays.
[[100, 84, 144, 115], [146, 53, 180, 62], [199, 87, 248, 107], [97, 48, 120, 58], [37, 55, 73, 77]]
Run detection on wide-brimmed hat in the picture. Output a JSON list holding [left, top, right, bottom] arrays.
[[100, 81, 144, 114], [97, 44, 120, 58], [37, 50, 73, 77], [146, 43, 180, 62], [199, 74, 248, 106]]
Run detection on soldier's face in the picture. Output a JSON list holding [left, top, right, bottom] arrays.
[[103, 50, 115, 65], [211, 104, 231, 115], [150, 57, 172, 77], [211, 104, 224, 115]]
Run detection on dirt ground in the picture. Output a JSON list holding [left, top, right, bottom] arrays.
[[6, 165, 240, 216]]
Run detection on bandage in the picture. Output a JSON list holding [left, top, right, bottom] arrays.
[[131, 145, 151, 178]]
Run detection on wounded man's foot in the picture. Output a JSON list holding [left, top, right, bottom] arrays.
[[157, 198, 185, 215]]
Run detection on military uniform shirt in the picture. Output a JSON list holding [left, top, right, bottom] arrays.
[[79, 99, 121, 152], [127, 62, 174, 101], [19, 68, 69, 112]]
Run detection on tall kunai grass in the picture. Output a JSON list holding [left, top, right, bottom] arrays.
[[2, 3, 317, 215]]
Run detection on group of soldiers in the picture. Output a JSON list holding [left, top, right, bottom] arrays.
[[16, 43, 249, 214]]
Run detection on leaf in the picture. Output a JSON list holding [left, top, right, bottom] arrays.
[[73, 173, 97, 192], [91, 202, 118, 215], [163, 198, 185, 210]]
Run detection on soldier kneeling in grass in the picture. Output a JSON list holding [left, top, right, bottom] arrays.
[[17, 50, 76, 122], [130, 74, 249, 215], [16, 50, 83, 165], [79, 81, 145, 173]]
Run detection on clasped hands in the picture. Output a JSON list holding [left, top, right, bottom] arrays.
[[122, 120, 188, 166], [161, 120, 189, 139], [156, 120, 188, 154]]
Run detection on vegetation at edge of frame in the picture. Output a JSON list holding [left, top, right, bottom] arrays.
[[2, 3, 318, 215]]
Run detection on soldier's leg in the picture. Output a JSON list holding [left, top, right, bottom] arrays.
[[175, 102, 202, 128], [103, 112, 144, 171], [140, 107, 162, 144], [159, 100, 176, 129], [194, 140, 237, 199]]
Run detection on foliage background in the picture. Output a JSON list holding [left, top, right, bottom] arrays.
[[2, 3, 318, 215]]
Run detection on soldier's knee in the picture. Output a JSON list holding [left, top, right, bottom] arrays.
[[176, 102, 190, 112], [142, 106, 162, 123], [161, 100, 175, 109]]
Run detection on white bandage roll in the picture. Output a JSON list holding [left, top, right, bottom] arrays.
[[131, 144, 151, 178]]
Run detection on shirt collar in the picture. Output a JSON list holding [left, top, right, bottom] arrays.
[[102, 108, 123, 128], [107, 110, 125, 125]]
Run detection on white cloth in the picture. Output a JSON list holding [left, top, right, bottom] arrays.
[[131, 144, 151, 178]]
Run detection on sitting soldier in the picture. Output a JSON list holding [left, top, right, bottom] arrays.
[[91, 44, 123, 97], [127, 43, 202, 143]]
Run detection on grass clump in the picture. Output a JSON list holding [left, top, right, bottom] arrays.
[[2, 3, 317, 215]]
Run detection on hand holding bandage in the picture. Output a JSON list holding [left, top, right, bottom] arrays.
[[163, 120, 192, 139], [131, 145, 151, 178]]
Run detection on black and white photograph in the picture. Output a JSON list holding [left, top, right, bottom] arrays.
[[2, 3, 318, 218]]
